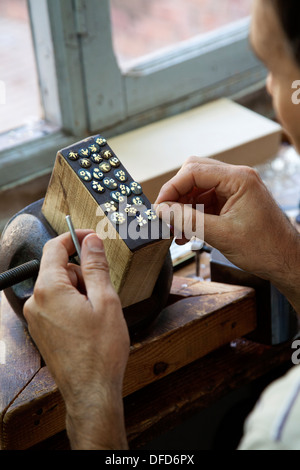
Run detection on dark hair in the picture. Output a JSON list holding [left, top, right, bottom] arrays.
[[272, 0, 300, 66]]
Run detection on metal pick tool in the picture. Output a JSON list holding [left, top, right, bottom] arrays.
[[66, 215, 81, 263], [191, 239, 204, 278]]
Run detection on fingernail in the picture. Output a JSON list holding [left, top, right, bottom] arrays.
[[84, 234, 104, 253]]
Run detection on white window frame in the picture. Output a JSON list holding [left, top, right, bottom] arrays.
[[0, 0, 266, 188]]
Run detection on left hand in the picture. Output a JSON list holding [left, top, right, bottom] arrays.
[[24, 230, 130, 449]]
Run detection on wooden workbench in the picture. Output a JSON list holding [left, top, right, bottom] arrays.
[[0, 271, 295, 450]]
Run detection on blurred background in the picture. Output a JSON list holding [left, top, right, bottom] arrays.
[[0, 0, 299, 213], [0, 0, 252, 134]]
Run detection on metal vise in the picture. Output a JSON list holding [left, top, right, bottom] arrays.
[[0, 199, 173, 336]]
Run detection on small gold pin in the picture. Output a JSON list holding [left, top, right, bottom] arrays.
[[109, 157, 120, 168], [92, 168, 104, 180], [103, 201, 118, 213], [125, 204, 138, 216], [96, 137, 107, 146], [79, 148, 90, 157], [101, 150, 113, 159], [80, 158, 92, 168], [136, 214, 148, 227], [130, 182, 143, 195], [145, 209, 157, 221], [103, 178, 118, 190], [111, 212, 126, 225], [91, 153, 103, 164], [89, 144, 99, 153], [114, 170, 127, 182], [119, 184, 131, 196], [78, 169, 92, 181], [99, 162, 111, 173], [68, 151, 79, 161], [111, 191, 125, 203], [132, 196, 144, 206], [91, 181, 105, 193]]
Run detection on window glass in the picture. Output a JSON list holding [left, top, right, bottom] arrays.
[[0, 0, 42, 134], [111, 0, 252, 66]]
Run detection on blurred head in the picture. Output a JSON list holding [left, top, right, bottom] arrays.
[[250, 0, 300, 152]]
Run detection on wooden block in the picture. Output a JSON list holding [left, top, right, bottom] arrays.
[[42, 135, 172, 308], [108, 98, 282, 202]]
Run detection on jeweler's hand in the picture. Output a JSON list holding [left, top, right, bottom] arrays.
[[24, 231, 130, 450], [155, 157, 300, 313]]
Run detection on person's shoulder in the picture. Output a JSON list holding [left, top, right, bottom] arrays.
[[238, 365, 300, 450]]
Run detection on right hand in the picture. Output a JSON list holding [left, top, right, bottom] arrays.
[[155, 157, 299, 284]]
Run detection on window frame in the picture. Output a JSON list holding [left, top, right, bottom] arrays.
[[0, 0, 266, 189]]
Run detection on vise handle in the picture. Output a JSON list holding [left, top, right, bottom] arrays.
[[0, 260, 40, 291]]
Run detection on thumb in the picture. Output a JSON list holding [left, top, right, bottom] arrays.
[[80, 233, 112, 306]]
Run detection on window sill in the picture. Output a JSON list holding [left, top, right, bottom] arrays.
[[0, 129, 79, 233], [0, 129, 78, 190], [0, 90, 281, 232], [109, 97, 282, 202]]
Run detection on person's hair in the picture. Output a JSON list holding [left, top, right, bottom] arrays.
[[272, 0, 300, 66]]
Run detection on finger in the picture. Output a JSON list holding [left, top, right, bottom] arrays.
[[39, 230, 94, 272], [67, 264, 86, 294], [155, 159, 236, 205], [155, 164, 221, 204], [178, 187, 221, 213], [80, 233, 113, 307], [156, 201, 226, 248], [23, 295, 36, 323], [36, 230, 94, 292]]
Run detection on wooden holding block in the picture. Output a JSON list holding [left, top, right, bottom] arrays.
[[42, 135, 172, 308]]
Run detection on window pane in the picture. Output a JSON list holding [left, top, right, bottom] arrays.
[[0, 0, 42, 134], [111, 0, 252, 66]]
